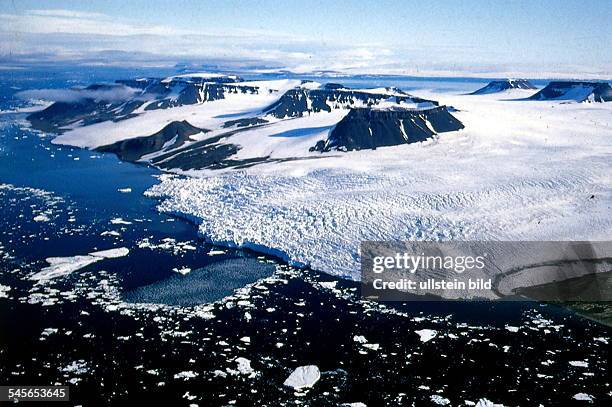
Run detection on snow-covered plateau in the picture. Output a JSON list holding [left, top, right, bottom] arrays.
[[24, 75, 612, 291]]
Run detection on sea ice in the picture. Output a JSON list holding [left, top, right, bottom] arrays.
[[173, 371, 198, 380], [415, 329, 437, 343], [30, 247, 129, 281], [33, 214, 50, 222], [430, 395, 450, 405], [0, 284, 10, 298], [505, 326, 519, 332], [283, 365, 321, 390], [235, 357, 254, 376], [110, 217, 132, 225], [573, 393, 594, 402], [172, 267, 191, 275]]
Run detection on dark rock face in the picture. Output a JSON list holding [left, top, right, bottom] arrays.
[[323, 83, 345, 90], [471, 79, 536, 95], [96, 120, 206, 162], [311, 107, 464, 152], [264, 88, 437, 119], [143, 83, 259, 111], [222, 117, 269, 128], [528, 81, 612, 102]]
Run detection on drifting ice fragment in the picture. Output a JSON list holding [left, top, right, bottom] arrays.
[[283, 365, 321, 390], [415, 329, 437, 343]]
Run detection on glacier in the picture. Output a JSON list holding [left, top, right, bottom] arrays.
[[146, 89, 612, 283]]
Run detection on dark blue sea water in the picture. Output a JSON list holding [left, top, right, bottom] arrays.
[[0, 67, 276, 304]]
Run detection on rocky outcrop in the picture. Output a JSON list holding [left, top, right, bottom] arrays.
[[470, 79, 536, 95], [311, 106, 464, 152], [528, 81, 611, 102], [96, 120, 205, 161]]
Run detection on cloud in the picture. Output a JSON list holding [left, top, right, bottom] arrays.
[[0, 9, 301, 39], [0, 8, 609, 78], [27, 9, 109, 19], [16, 86, 138, 103]]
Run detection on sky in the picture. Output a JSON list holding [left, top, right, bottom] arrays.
[[1, 0, 611, 78]]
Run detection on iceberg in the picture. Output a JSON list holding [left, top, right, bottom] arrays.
[[283, 365, 321, 390]]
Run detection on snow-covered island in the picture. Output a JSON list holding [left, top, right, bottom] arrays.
[[24, 74, 612, 296]]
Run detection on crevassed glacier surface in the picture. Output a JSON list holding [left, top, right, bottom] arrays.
[[146, 91, 612, 280]]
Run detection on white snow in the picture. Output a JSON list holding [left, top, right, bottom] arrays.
[[415, 329, 438, 343], [146, 90, 612, 289], [30, 247, 129, 281], [569, 361, 589, 368], [224, 110, 349, 161], [283, 365, 321, 390]]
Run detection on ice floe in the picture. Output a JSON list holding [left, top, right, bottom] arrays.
[[573, 393, 594, 402], [110, 217, 132, 225], [0, 284, 10, 298], [430, 395, 450, 405], [30, 247, 129, 281], [283, 365, 321, 390], [415, 329, 437, 343], [33, 214, 50, 222]]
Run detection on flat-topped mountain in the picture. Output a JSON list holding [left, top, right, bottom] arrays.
[[528, 81, 611, 102], [470, 79, 536, 95], [311, 107, 464, 152]]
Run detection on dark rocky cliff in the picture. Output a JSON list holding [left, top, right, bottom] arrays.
[[311, 107, 464, 152], [96, 120, 205, 162]]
